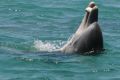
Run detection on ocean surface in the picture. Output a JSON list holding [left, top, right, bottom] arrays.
[[0, 0, 120, 80]]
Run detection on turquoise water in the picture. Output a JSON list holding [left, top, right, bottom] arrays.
[[0, 0, 120, 80]]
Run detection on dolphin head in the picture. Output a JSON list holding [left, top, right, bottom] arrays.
[[85, 2, 98, 26], [76, 2, 99, 34], [61, 2, 103, 53], [61, 2, 103, 54]]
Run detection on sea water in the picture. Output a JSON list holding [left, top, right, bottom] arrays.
[[0, 0, 120, 80]]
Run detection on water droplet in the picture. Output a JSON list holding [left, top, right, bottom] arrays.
[[15, 9, 17, 12], [8, 8, 12, 11]]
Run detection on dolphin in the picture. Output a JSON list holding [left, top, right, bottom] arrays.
[[60, 2, 104, 54]]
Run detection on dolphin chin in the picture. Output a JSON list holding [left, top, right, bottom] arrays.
[[60, 2, 104, 54]]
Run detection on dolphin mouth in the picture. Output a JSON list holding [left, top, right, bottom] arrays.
[[85, 2, 97, 12], [85, 2, 98, 24]]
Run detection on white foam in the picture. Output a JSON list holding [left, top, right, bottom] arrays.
[[33, 40, 65, 52]]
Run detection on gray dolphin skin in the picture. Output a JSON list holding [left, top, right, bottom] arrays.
[[60, 2, 103, 54]]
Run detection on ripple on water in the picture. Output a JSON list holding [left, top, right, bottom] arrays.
[[0, 0, 120, 80]]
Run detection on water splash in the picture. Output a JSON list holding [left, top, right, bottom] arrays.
[[33, 40, 66, 52]]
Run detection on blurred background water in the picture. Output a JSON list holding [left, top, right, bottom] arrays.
[[0, 0, 120, 80]]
